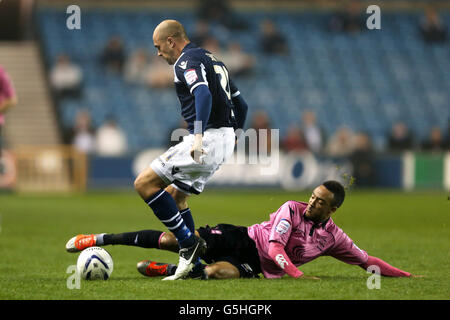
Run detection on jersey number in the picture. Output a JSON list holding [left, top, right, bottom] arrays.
[[213, 65, 231, 100]]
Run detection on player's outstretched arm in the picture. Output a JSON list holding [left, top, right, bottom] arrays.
[[328, 229, 422, 278], [359, 255, 413, 277], [268, 241, 319, 279]]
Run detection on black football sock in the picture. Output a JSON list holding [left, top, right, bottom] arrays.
[[101, 230, 164, 248], [189, 263, 208, 280], [166, 264, 177, 276]]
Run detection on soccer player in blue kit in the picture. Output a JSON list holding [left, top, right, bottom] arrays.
[[133, 20, 249, 280]]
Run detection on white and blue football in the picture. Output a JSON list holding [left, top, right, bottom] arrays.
[[76, 247, 113, 280]]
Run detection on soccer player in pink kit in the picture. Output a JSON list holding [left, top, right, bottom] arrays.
[[247, 180, 411, 279], [66, 181, 416, 279], [0, 65, 17, 174]]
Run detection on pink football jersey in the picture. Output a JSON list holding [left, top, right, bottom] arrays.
[[0, 66, 16, 125], [247, 201, 368, 278]]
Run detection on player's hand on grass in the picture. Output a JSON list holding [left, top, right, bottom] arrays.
[[300, 275, 320, 280]]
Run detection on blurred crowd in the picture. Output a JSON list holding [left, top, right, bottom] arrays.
[[250, 109, 450, 156], [46, 0, 448, 160], [249, 109, 450, 187], [66, 109, 128, 156]]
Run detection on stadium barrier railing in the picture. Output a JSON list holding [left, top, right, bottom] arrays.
[[10, 145, 87, 193]]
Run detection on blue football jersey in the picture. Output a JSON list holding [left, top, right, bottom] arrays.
[[173, 42, 240, 133]]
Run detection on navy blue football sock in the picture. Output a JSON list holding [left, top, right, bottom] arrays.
[[180, 208, 195, 235], [180, 208, 202, 265], [145, 189, 195, 248]]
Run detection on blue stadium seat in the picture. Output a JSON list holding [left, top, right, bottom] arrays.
[[37, 8, 450, 151]]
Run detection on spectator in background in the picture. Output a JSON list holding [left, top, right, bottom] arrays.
[[444, 119, 450, 150], [0, 65, 17, 175], [328, 0, 365, 34], [202, 36, 221, 56], [95, 117, 127, 156], [125, 49, 172, 89], [350, 132, 375, 187], [421, 126, 446, 152], [71, 109, 96, 154], [147, 56, 174, 89], [124, 48, 152, 85], [100, 36, 126, 73], [419, 7, 447, 44], [281, 126, 308, 153], [190, 20, 213, 47], [197, 0, 248, 31], [250, 110, 272, 155], [302, 110, 324, 154], [50, 54, 83, 100], [325, 126, 355, 157], [387, 122, 415, 152], [259, 19, 289, 56], [219, 41, 255, 77]]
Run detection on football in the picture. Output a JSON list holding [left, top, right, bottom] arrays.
[[76, 247, 113, 280]]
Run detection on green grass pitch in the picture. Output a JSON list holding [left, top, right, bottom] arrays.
[[0, 189, 448, 300]]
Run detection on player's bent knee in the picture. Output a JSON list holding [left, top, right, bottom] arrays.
[[134, 168, 167, 198], [133, 175, 144, 191], [205, 262, 240, 279], [133, 171, 149, 191], [134, 176, 151, 198], [165, 185, 189, 210], [159, 232, 179, 252]]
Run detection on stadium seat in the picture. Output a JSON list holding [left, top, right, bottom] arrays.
[[37, 8, 450, 151]]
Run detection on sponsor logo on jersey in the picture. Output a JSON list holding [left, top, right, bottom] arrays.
[[184, 69, 198, 85], [275, 254, 288, 269], [275, 219, 291, 235]]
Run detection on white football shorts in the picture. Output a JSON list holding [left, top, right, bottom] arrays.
[[150, 127, 235, 194]]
